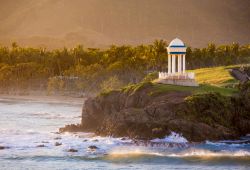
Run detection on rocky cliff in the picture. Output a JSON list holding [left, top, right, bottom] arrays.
[[60, 82, 250, 142]]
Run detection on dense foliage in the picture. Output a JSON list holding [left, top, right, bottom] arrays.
[[0, 41, 249, 95], [183, 80, 250, 135]]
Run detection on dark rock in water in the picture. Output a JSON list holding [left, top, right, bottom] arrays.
[[61, 81, 250, 142], [88, 145, 99, 150], [68, 148, 78, 152], [55, 142, 62, 146], [0, 146, 10, 150], [92, 139, 98, 142], [41, 141, 49, 143], [83, 139, 88, 142], [36, 144, 46, 147], [121, 137, 127, 141], [59, 124, 84, 133], [54, 137, 62, 140]]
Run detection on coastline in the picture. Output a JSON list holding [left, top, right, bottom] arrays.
[[1, 86, 250, 170], [60, 81, 250, 142], [0, 94, 85, 105]]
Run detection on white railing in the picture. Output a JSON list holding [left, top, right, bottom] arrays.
[[159, 72, 195, 80]]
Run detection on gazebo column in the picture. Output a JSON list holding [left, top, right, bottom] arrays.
[[183, 54, 186, 73], [178, 55, 181, 73], [172, 55, 176, 73], [168, 54, 171, 74]]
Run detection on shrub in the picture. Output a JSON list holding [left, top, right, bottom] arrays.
[[142, 72, 158, 82], [184, 92, 232, 127]]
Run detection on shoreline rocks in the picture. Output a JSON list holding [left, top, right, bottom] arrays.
[[60, 82, 250, 142], [88, 145, 99, 151], [36, 144, 46, 147], [68, 148, 78, 152], [59, 124, 84, 133], [0, 146, 10, 150], [55, 142, 62, 146]]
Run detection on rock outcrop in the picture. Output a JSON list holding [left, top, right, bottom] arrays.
[[0, 146, 10, 150], [60, 82, 250, 142]]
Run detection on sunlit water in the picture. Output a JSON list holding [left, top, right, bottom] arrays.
[[0, 97, 249, 170]]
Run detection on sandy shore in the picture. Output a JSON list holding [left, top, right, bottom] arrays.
[[0, 94, 85, 105]]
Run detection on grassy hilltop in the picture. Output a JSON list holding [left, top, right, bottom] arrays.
[[153, 65, 241, 96], [119, 65, 241, 97], [192, 65, 239, 87]]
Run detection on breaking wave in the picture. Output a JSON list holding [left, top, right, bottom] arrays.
[[151, 132, 188, 143], [167, 149, 250, 158], [107, 147, 250, 159]]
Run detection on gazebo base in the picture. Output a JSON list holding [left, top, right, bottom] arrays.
[[155, 78, 199, 87]]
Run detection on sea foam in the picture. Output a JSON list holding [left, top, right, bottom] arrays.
[[168, 149, 250, 157], [151, 132, 188, 143]]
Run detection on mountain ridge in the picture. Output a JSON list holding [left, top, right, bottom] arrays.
[[0, 0, 249, 48]]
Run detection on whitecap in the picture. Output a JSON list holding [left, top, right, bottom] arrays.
[[151, 132, 188, 143], [167, 148, 250, 157], [108, 147, 165, 157]]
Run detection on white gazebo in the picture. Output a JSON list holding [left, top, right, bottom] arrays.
[[157, 38, 198, 86]]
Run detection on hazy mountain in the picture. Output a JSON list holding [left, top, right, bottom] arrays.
[[0, 0, 249, 48]]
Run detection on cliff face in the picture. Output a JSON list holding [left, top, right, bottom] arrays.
[[82, 83, 191, 138], [59, 82, 250, 142], [78, 82, 250, 142]]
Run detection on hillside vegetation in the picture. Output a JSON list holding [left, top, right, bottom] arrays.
[[0, 42, 249, 95]]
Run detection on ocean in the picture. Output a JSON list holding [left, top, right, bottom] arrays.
[[0, 96, 249, 170]]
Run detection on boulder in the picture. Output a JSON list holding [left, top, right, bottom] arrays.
[[0, 146, 10, 150], [67, 148, 78, 152], [36, 144, 46, 147], [59, 124, 84, 133], [88, 145, 99, 150], [55, 142, 62, 146]]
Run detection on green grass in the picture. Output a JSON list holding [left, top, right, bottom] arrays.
[[190, 65, 240, 87], [101, 65, 243, 97], [122, 65, 241, 97], [121, 82, 153, 94], [149, 65, 242, 96], [150, 83, 238, 96]]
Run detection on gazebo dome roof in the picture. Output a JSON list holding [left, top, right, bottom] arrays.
[[169, 38, 185, 47]]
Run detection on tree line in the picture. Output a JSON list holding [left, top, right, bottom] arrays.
[[0, 41, 249, 95]]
